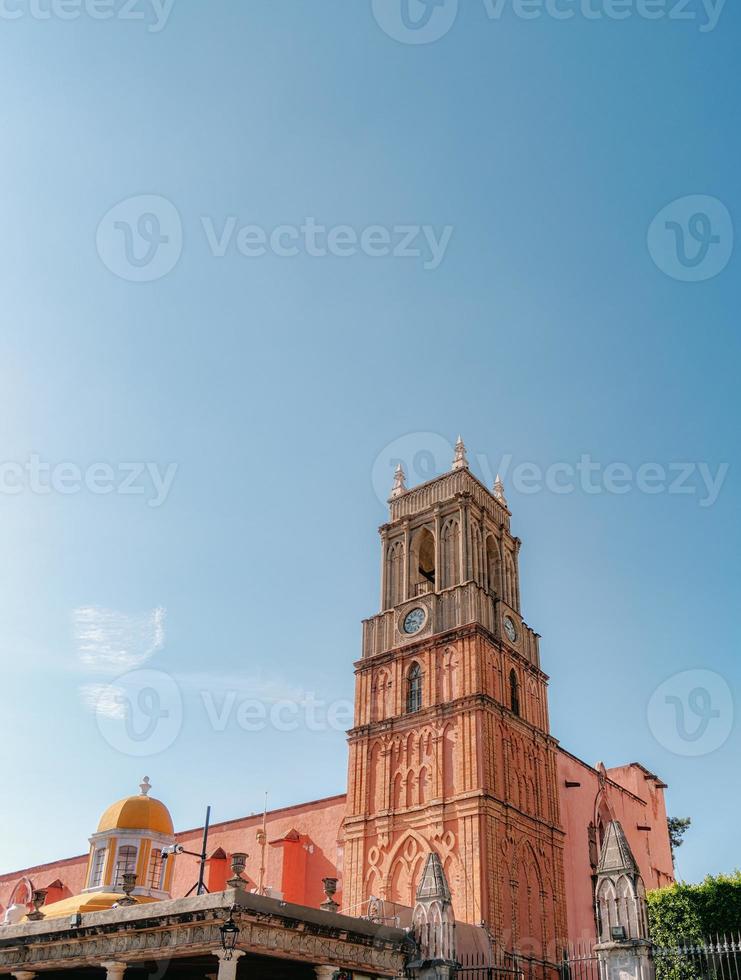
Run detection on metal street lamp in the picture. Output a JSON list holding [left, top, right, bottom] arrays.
[[219, 906, 240, 960]]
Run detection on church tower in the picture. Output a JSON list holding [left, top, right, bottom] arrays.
[[344, 439, 567, 962]]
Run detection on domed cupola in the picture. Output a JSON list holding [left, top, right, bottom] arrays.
[[84, 777, 176, 901]]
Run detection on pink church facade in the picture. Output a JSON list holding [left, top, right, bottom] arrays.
[[0, 756, 673, 946], [0, 451, 675, 952]]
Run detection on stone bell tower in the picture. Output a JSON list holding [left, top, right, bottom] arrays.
[[343, 439, 567, 961]]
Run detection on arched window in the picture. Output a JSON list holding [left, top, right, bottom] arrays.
[[509, 669, 520, 717], [148, 848, 165, 890], [407, 662, 423, 714], [411, 527, 436, 596], [89, 848, 106, 888], [114, 845, 138, 886]]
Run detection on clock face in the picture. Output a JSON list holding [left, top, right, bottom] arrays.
[[403, 607, 426, 635], [503, 616, 518, 643]]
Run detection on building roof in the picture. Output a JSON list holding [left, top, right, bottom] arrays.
[[96, 778, 174, 836]]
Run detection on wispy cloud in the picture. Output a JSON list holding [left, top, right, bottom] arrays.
[[80, 682, 126, 720], [73, 605, 165, 673]]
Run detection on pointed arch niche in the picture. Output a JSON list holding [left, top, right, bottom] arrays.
[[411, 527, 436, 597]]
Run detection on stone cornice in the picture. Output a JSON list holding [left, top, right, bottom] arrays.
[[0, 888, 411, 975]]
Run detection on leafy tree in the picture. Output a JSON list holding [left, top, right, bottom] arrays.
[[648, 872, 741, 944], [668, 817, 692, 863]]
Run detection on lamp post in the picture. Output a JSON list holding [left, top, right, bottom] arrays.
[[219, 906, 241, 961]]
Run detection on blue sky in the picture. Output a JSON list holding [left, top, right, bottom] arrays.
[[0, 0, 738, 887]]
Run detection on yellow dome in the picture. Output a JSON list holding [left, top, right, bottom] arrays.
[[96, 778, 174, 836]]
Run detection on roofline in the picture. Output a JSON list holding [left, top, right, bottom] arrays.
[[174, 791, 348, 839], [0, 793, 348, 885], [557, 747, 653, 806]]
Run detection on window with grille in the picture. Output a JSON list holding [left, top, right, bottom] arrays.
[[407, 663, 423, 714], [148, 848, 165, 890], [114, 845, 138, 887], [509, 669, 520, 717], [89, 848, 106, 888]]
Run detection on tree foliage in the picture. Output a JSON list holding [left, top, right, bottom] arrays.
[[648, 872, 741, 945], [668, 817, 692, 861]]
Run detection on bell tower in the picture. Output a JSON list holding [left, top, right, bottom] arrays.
[[344, 439, 567, 961]]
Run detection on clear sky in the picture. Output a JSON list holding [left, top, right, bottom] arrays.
[[0, 0, 738, 887]]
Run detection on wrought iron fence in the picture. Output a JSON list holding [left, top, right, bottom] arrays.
[[562, 940, 600, 980], [556, 932, 741, 980], [457, 949, 562, 980], [654, 934, 741, 980]]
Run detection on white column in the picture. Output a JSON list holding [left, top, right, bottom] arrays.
[[212, 949, 245, 980], [101, 963, 127, 980], [315, 967, 336, 980]]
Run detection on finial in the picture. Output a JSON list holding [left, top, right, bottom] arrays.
[[140, 776, 152, 797], [493, 474, 507, 505], [389, 463, 407, 499], [451, 435, 469, 471]]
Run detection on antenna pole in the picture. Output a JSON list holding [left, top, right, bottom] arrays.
[[196, 805, 211, 896], [257, 792, 268, 894]]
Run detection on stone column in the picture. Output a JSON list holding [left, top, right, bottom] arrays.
[[402, 520, 410, 600], [596, 940, 655, 980], [212, 949, 245, 980], [100, 963, 127, 980], [315, 966, 336, 980]]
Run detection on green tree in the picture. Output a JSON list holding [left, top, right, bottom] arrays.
[[668, 817, 692, 863], [648, 872, 741, 943]]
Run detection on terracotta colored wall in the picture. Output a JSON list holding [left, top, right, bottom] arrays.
[[0, 855, 87, 915], [0, 795, 347, 917], [0, 760, 673, 941], [165, 794, 346, 909], [558, 752, 674, 943]]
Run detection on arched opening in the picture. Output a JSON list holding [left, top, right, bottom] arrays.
[[407, 662, 423, 714], [411, 527, 436, 596], [486, 535, 500, 594], [509, 668, 520, 717]]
